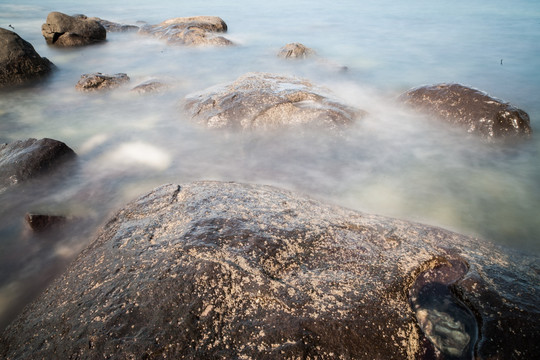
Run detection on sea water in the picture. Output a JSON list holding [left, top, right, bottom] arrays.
[[1, 0, 539, 330]]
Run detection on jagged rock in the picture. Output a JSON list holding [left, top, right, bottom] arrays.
[[183, 72, 365, 130], [75, 73, 130, 92], [278, 43, 315, 59], [138, 16, 233, 46], [0, 28, 54, 88], [0, 138, 76, 192], [41, 11, 106, 46], [0, 181, 538, 359], [399, 83, 532, 140]]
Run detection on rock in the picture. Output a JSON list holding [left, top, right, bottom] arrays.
[[41, 11, 106, 46], [25, 213, 67, 232], [1, 181, 538, 359], [0, 28, 54, 88], [138, 16, 233, 46], [131, 79, 168, 94], [0, 138, 76, 191], [399, 83, 532, 140], [78, 16, 139, 32], [75, 73, 130, 92], [278, 43, 315, 59], [183, 72, 365, 130]]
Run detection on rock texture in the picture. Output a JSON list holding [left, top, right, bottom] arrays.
[[0, 28, 54, 88], [25, 213, 67, 232], [1, 181, 538, 359], [138, 16, 233, 46], [0, 138, 76, 192], [131, 79, 168, 94], [278, 43, 315, 59], [41, 11, 106, 46], [76, 73, 130, 92], [183, 72, 365, 130], [399, 83, 532, 140]]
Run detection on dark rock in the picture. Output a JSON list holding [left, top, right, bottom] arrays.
[[1, 181, 537, 359], [25, 213, 67, 232], [75, 73, 130, 92], [0, 28, 54, 88], [183, 72, 365, 130], [278, 43, 315, 59], [399, 83, 532, 140], [41, 11, 106, 46], [0, 138, 76, 191], [138, 16, 233, 46]]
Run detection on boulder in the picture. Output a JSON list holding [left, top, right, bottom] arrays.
[[75, 72, 130, 92], [399, 83, 532, 140], [41, 11, 106, 46], [1, 181, 538, 359], [183, 72, 365, 130], [278, 43, 315, 59], [138, 16, 233, 46], [0, 28, 54, 88], [0, 138, 76, 191]]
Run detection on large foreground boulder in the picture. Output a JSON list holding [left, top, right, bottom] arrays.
[[0, 28, 54, 88], [1, 181, 538, 359], [138, 16, 233, 46], [183, 72, 365, 130], [0, 138, 76, 192], [399, 83, 532, 140], [41, 11, 106, 46]]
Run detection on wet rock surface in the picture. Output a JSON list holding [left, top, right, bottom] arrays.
[[0, 181, 538, 359], [0, 138, 76, 192], [278, 43, 315, 59], [399, 83, 532, 140], [41, 11, 106, 46], [138, 16, 233, 46], [76, 72, 130, 92], [25, 213, 67, 232], [0, 28, 54, 88], [183, 72, 365, 130]]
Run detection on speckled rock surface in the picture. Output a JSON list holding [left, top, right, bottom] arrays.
[[0, 28, 54, 88], [76, 72, 130, 92], [0, 138, 76, 192], [183, 72, 365, 131], [41, 12, 106, 46], [278, 43, 315, 59], [399, 83, 532, 140], [1, 181, 538, 359], [138, 16, 232, 46]]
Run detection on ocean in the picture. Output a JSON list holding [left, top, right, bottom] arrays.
[[1, 0, 539, 330]]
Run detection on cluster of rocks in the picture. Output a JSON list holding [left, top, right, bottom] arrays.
[[0, 8, 538, 360]]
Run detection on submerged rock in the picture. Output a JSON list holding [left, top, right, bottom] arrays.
[[76, 73, 130, 92], [0, 138, 76, 191], [183, 72, 365, 130], [25, 213, 67, 232], [278, 43, 315, 59], [399, 83, 532, 140], [41, 11, 106, 46], [138, 16, 233, 46], [76, 16, 139, 32], [0, 28, 54, 88], [130, 79, 169, 94], [1, 181, 538, 359]]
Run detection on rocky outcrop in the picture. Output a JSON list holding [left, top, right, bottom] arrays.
[[76, 73, 130, 92], [183, 72, 365, 130], [0, 28, 54, 88], [138, 16, 233, 46], [0, 138, 76, 191], [399, 83, 532, 140], [41, 12, 106, 46], [278, 43, 315, 59], [1, 181, 538, 359]]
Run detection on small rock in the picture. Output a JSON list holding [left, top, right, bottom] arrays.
[[130, 80, 168, 94], [0, 28, 54, 88], [399, 83, 532, 140], [41, 11, 106, 46], [277, 43, 315, 59], [25, 213, 67, 232], [76, 73, 130, 92]]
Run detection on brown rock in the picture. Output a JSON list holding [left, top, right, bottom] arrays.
[[25, 213, 67, 232], [278, 43, 315, 59], [41, 12, 106, 46], [75, 73, 130, 92]]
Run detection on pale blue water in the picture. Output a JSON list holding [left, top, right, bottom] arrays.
[[1, 0, 539, 329]]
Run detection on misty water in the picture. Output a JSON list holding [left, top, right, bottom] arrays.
[[1, 0, 539, 330]]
